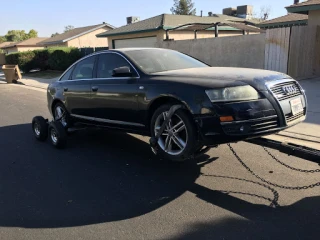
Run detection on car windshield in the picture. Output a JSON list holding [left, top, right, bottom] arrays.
[[125, 49, 209, 74]]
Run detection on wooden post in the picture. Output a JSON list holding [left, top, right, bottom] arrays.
[[166, 30, 169, 40], [242, 30, 246, 35], [215, 23, 219, 37], [194, 30, 198, 39]]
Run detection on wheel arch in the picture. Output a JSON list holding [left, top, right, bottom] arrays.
[[147, 95, 194, 127], [51, 99, 65, 116]]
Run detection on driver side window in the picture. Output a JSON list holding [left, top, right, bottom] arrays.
[[97, 53, 136, 78]]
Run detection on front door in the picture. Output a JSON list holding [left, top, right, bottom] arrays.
[[89, 53, 141, 126]]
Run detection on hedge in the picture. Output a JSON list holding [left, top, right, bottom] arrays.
[[5, 47, 82, 73]]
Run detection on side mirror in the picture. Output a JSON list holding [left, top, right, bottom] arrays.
[[112, 66, 132, 77]]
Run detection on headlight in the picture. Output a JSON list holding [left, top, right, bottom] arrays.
[[205, 85, 260, 102]]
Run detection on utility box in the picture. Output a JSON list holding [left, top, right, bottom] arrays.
[[1, 65, 22, 83]]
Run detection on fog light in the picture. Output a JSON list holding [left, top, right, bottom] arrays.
[[220, 116, 234, 122]]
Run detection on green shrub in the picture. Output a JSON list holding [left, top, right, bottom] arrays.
[[33, 49, 50, 70], [47, 47, 81, 71], [5, 51, 36, 72], [5, 47, 82, 73]]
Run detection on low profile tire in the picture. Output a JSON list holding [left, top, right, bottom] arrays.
[[150, 104, 197, 162], [32, 116, 48, 141], [48, 121, 67, 149], [53, 102, 72, 129]]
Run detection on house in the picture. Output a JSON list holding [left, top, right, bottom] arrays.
[[259, 13, 308, 29], [0, 41, 16, 50], [39, 23, 115, 48], [0, 38, 48, 54], [96, 14, 262, 49], [286, 0, 320, 26]]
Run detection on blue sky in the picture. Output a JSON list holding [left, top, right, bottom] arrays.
[[0, 0, 294, 37]]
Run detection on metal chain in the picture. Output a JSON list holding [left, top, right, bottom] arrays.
[[262, 147, 320, 173], [227, 144, 320, 190]]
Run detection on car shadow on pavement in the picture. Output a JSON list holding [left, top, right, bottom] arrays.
[[0, 123, 319, 238], [0, 123, 213, 228]]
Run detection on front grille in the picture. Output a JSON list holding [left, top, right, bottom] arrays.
[[270, 81, 302, 101], [223, 117, 279, 135], [285, 109, 306, 123]]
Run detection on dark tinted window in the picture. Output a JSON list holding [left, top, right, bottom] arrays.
[[97, 53, 135, 78], [60, 66, 74, 81], [125, 49, 208, 74], [71, 56, 96, 80]]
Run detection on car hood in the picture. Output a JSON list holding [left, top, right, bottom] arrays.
[[151, 67, 292, 90]]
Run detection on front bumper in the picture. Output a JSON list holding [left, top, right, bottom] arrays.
[[195, 79, 307, 145]]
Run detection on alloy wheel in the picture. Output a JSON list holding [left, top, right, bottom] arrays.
[[54, 106, 67, 127], [154, 111, 188, 156]]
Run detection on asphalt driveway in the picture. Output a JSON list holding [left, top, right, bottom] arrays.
[[0, 84, 319, 240]]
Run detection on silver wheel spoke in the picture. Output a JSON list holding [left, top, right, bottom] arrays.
[[164, 135, 171, 152], [175, 124, 186, 133], [172, 134, 186, 150]]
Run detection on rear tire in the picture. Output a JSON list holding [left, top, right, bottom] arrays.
[[48, 121, 67, 149], [150, 104, 197, 162]]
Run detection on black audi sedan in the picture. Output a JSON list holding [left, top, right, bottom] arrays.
[[47, 48, 307, 161]]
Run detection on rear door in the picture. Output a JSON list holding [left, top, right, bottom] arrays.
[[89, 53, 142, 126], [60, 55, 96, 117]]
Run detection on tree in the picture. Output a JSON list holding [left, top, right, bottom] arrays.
[[3, 29, 38, 42], [259, 5, 272, 20], [0, 36, 6, 43], [51, 32, 60, 37], [27, 29, 38, 39], [64, 25, 75, 33], [171, 0, 196, 15]]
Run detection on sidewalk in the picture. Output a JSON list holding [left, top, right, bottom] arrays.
[[1, 71, 319, 151]]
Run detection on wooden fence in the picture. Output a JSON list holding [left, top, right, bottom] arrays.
[[265, 25, 320, 79]]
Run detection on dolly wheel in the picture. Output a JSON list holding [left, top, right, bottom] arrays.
[[32, 116, 48, 141], [48, 121, 67, 149]]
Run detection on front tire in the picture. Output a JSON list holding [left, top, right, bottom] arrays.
[[150, 104, 197, 162], [53, 102, 72, 128]]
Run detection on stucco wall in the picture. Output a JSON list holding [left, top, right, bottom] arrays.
[[158, 33, 266, 69], [0, 53, 6, 65], [67, 27, 112, 48], [308, 10, 320, 26], [17, 46, 44, 52], [107, 29, 256, 49], [43, 42, 68, 48]]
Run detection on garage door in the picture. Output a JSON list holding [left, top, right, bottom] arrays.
[[114, 37, 157, 49]]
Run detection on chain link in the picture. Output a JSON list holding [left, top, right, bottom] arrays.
[[262, 147, 320, 173], [227, 144, 320, 190]]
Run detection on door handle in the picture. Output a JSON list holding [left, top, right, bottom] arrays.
[[92, 86, 99, 92], [63, 87, 68, 92]]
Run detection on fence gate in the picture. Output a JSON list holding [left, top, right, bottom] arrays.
[[265, 27, 290, 74]]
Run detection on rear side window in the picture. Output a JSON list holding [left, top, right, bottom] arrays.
[[71, 56, 96, 80], [97, 53, 136, 78], [60, 66, 74, 81]]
